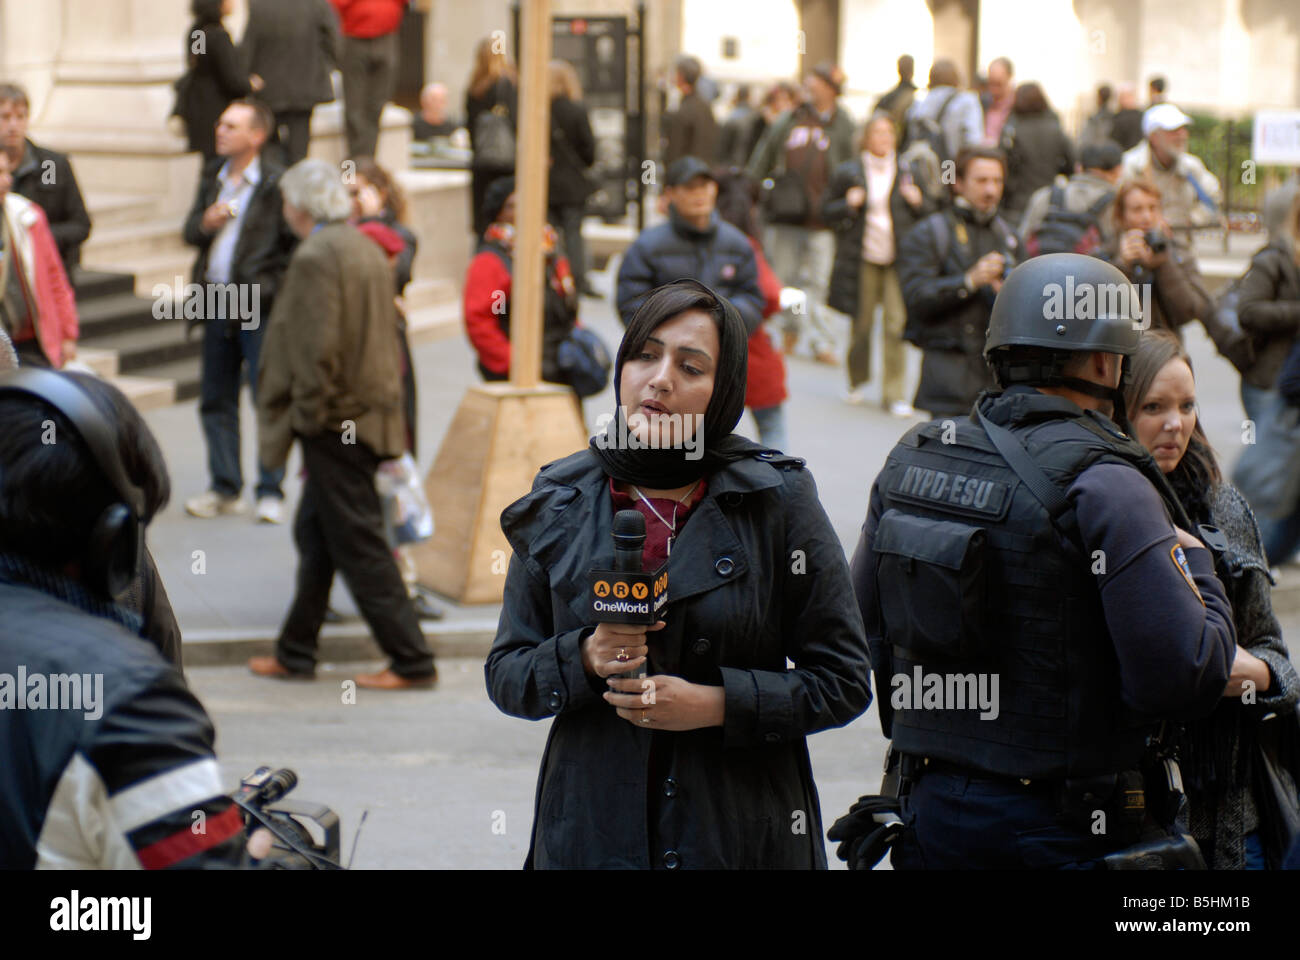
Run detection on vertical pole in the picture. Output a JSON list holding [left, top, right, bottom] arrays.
[[509, 0, 553, 389], [1223, 118, 1233, 254], [636, 2, 646, 231]]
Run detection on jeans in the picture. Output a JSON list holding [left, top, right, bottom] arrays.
[[340, 32, 399, 158], [749, 404, 788, 452], [1244, 831, 1266, 871], [765, 225, 838, 355], [276, 434, 434, 677], [1239, 381, 1300, 565], [198, 317, 285, 500]]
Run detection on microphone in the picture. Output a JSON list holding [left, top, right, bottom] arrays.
[[612, 509, 645, 574], [611, 510, 647, 680]]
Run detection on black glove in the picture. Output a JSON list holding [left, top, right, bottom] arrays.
[[827, 794, 904, 871]]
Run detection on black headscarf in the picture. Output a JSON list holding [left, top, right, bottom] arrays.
[[589, 279, 765, 488]]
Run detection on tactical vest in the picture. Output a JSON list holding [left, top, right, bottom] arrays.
[[874, 389, 1178, 780]]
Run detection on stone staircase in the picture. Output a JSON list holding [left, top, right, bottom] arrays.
[[73, 172, 469, 412]]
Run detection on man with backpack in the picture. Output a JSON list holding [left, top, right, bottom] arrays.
[[746, 63, 855, 363], [1019, 140, 1122, 257], [896, 146, 1020, 418], [899, 59, 983, 206]]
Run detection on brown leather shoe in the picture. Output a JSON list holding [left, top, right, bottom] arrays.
[[354, 667, 438, 690], [248, 655, 314, 680]]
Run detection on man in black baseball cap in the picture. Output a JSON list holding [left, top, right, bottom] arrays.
[[665, 155, 716, 188]]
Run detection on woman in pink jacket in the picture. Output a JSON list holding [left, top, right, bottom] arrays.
[[0, 150, 78, 368]]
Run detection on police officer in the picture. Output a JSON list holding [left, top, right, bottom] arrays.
[[839, 253, 1238, 869]]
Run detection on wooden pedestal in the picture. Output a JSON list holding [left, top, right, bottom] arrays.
[[409, 382, 587, 604]]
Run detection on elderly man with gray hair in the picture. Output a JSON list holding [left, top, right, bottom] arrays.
[[250, 158, 437, 691]]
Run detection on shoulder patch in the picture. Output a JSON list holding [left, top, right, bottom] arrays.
[[1170, 545, 1205, 606]]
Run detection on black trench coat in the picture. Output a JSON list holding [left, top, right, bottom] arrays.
[[485, 448, 872, 869]]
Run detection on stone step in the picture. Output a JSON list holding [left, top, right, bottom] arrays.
[[85, 250, 196, 299], [72, 268, 136, 301], [84, 191, 159, 230], [406, 298, 462, 347], [86, 318, 200, 373], [82, 216, 188, 265], [77, 290, 171, 339], [108, 374, 176, 412], [72, 347, 118, 378], [127, 356, 201, 403]]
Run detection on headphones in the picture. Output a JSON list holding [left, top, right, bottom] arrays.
[[0, 368, 145, 600]]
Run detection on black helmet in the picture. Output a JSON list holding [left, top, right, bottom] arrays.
[[984, 253, 1143, 359]]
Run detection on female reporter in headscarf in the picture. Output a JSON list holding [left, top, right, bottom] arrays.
[[1123, 329, 1300, 869], [486, 279, 871, 869]]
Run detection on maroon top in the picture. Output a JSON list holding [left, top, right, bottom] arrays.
[[607, 477, 709, 571]]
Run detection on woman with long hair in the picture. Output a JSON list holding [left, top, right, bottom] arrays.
[[1123, 328, 1300, 868], [179, 0, 252, 163], [823, 112, 932, 416], [998, 81, 1074, 224], [485, 280, 871, 868], [465, 38, 518, 238], [547, 60, 597, 297]]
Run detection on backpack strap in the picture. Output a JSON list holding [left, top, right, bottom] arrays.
[[1084, 189, 1115, 220], [1048, 183, 1066, 210]]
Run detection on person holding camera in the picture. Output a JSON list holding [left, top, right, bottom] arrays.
[[1105, 179, 1214, 335], [0, 369, 246, 868], [895, 145, 1020, 418], [485, 280, 870, 869]]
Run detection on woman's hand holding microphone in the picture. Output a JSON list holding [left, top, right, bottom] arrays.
[[582, 621, 724, 731]]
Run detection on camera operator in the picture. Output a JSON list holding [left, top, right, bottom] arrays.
[[1105, 178, 1213, 335], [0, 368, 245, 868]]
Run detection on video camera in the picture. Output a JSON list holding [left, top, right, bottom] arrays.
[[231, 767, 344, 870]]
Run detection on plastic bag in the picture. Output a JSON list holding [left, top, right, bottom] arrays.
[[375, 453, 434, 545]]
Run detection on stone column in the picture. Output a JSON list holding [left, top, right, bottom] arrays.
[[25, 0, 200, 219]]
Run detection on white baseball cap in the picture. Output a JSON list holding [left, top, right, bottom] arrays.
[[1143, 103, 1192, 137]]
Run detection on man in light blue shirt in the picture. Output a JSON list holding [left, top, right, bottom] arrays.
[[181, 99, 296, 524]]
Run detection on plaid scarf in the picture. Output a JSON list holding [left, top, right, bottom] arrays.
[[0, 551, 143, 634]]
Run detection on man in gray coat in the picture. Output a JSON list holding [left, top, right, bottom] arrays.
[[241, 0, 339, 166]]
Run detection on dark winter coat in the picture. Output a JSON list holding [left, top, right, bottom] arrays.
[[999, 110, 1074, 223], [896, 202, 1020, 416], [180, 20, 252, 159], [1103, 237, 1215, 338], [663, 91, 719, 168], [240, 0, 338, 114], [548, 96, 596, 209], [10, 140, 92, 272], [466, 77, 517, 237], [616, 207, 765, 334], [1175, 482, 1300, 868], [1237, 242, 1300, 391], [181, 154, 297, 333], [485, 449, 872, 868], [822, 155, 934, 318]]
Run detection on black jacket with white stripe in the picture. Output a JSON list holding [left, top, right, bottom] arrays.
[[0, 578, 244, 869]]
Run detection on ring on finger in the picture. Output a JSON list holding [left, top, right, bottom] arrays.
[[640, 712, 651, 725], [616, 648, 629, 662]]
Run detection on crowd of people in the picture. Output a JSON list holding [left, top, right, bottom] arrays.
[[3, 11, 1300, 874]]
